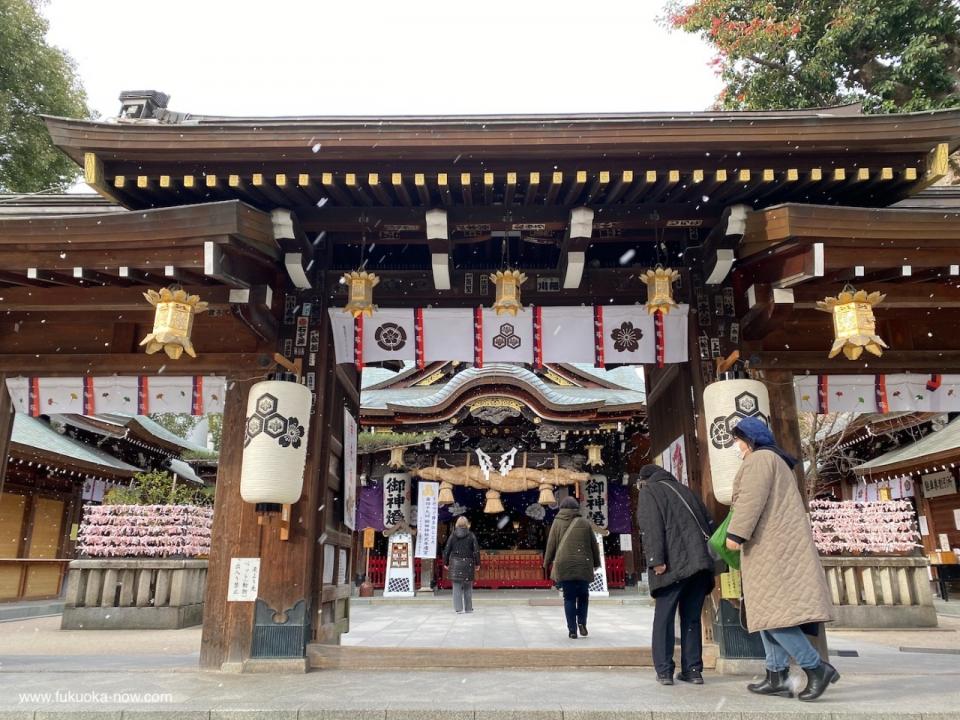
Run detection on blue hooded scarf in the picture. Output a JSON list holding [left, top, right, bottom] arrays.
[[731, 416, 798, 469]]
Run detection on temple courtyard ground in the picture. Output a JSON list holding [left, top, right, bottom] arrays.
[[1, 592, 959, 717]]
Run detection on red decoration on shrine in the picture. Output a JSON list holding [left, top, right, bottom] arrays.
[[415, 308, 425, 369], [533, 306, 543, 368], [594, 305, 605, 368], [354, 315, 364, 371], [474, 306, 483, 368]]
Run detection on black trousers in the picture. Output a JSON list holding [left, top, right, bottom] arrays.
[[559, 579, 590, 633], [651, 570, 713, 676]]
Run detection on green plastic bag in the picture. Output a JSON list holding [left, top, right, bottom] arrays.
[[709, 510, 740, 570]]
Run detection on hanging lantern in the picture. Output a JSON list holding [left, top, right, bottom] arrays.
[[816, 288, 887, 360], [240, 380, 313, 511], [388, 446, 406, 470], [490, 269, 528, 316], [537, 483, 556, 506], [438, 481, 455, 505], [703, 379, 772, 505], [641, 267, 680, 315], [585, 444, 604, 468], [484, 489, 505, 513], [140, 288, 208, 360], [342, 270, 379, 318]]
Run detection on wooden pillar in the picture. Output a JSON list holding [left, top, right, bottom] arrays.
[[199, 376, 261, 669]]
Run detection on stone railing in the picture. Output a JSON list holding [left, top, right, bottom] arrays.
[[820, 555, 936, 628], [61, 558, 207, 630]]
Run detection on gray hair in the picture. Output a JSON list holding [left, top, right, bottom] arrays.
[[559, 496, 580, 510]]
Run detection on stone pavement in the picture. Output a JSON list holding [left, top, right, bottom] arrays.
[[1, 594, 959, 717]]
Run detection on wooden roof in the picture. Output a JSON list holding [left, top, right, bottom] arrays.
[[42, 107, 960, 215]]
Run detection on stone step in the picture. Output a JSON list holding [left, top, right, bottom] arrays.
[[307, 643, 717, 670]]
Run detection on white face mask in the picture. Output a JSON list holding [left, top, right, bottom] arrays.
[[735, 444, 747, 461]]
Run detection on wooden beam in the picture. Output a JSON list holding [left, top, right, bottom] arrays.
[[746, 350, 960, 372], [646, 170, 681, 202], [562, 171, 587, 205], [229, 174, 269, 206], [365, 173, 392, 206], [118, 267, 169, 286], [274, 173, 313, 207], [623, 171, 657, 204], [789, 282, 960, 309], [392, 173, 413, 207], [544, 172, 563, 205], [483, 172, 495, 205], [251, 173, 290, 207], [71, 267, 129, 286], [322, 173, 353, 207], [344, 173, 374, 207], [0, 353, 271, 376], [0, 285, 232, 313], [437, 173, 453, 207], [82, 152, 123, 203], [919, 142, 950, 190], [414, 173, 431, 207], [503, 172, 518, 206], [26, 268, 84, 287], [460, 173, 473, 206], [699, 169, 728, 202], [604, 170, 632, 205], [523, 172, 541, 205], [297, 174, 326, 204]]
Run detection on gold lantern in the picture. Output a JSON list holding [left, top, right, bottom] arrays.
[[484, 489, 505, 514], [641, 267, 680, 315], [388, 447, 406, 470], [585, 444, 604, 468], [490, 269, 528, 316], [438, 481, 455, 505], [140, 288, 208, 360], [342, 270, 379, 318], [538, 483, 556, 506], [816, 288, 887, 360]]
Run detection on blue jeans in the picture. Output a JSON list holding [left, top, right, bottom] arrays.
[[760, 626, 821, 671], [559, 580, 590, 633]]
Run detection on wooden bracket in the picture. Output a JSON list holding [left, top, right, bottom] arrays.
[[715, 351, 740, 376], [280, 504, 292, 541], [273, 352, 302, 379]]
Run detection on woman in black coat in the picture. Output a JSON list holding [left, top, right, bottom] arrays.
[[442, 516, 481, 613], [636, 464, 716, 686]]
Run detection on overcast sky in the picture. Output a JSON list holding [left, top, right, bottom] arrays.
[[42, 0, 723, 119]]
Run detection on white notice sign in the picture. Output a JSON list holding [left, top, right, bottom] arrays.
[[954, 509, 960, 531], [620, 533, 633, 552], [919, 516, 929, 536], [343, 408, 358, 530], [415, 482, 439, 559], [921, 470, 957, 499], [940, 533, 951, 552], [227, 558, 261, 602]]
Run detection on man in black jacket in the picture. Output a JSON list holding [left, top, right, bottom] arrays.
[[636, 464, 716, 686]]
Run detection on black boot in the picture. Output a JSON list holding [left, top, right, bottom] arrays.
[[747, 669, 793, 697], [798, 662, 840, 702]]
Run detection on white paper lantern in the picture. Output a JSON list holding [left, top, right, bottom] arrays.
[[703, 379, 771, 505], [240, 380, 313, 506]]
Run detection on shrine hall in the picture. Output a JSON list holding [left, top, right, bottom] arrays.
[[1, 91, 960, 670]]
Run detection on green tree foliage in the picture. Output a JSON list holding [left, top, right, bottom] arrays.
[[103, 470, 213, 507], [148, 412, 222, 452], [0, 0, 89, 192], [666, 0, 960, 112]]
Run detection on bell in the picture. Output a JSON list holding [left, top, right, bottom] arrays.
[[585, 444, 604, 468], [538, 483, 556, 506], [490, 269, 528, 316], [342, 270, 379, 318], [140, 287, 208, 360], [438, 481, 455, 505], [483, 489, 505, 514], [816, 288, 888, 360], [641, 267, 680, 315], [388, 447, 405, 470]]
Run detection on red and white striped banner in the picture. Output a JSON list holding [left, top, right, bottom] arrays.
[[796, 373, 960, 413], [328, 305, 690, 368], [6, 376, 227, 417]]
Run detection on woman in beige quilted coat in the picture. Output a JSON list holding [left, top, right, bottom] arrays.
[[725, 417, 838, 702]]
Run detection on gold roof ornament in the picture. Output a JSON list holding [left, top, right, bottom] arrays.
[[641, 267, 681, 315], [490, 269, 528, 316], [140, 287, 208, 360], [342, 270, 379, 318], [388, 446, 406, 470], [816, 287, 888, 360], [585, 444, 604, 468]]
